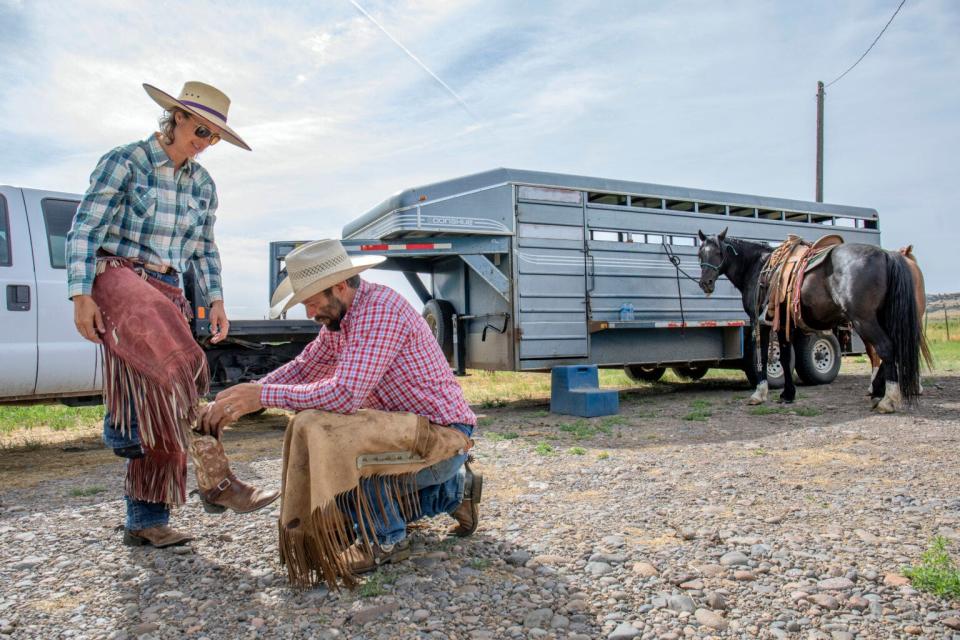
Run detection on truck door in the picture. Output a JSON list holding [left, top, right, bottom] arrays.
[[22, 190, 99, 396], [0, 187, 39, 397], [515, 199, 589, 360]]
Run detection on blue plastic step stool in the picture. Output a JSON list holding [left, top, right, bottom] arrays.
[[550, 365, 619, 418]]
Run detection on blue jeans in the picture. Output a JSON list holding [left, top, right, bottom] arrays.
[[102, 266, 179, 531], [351, 423, 473, 546]]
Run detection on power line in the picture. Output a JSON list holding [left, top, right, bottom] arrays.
[[347, 0, 487, 130], [826, 0, 907, 88]]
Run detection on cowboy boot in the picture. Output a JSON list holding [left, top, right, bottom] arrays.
[[448, 459, 482, 537], [123, 524, 194, 548], [191, 435, 279, 514], [339, 538, 412, 575]]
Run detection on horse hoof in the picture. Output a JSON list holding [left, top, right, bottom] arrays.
[[870, 397, 881, 409], [747, 398, 764, 406], [875, 399, 897, 414]]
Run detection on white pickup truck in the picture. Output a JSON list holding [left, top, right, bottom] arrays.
[[0, 185, 319, 406], [1, 186, 102, 404]]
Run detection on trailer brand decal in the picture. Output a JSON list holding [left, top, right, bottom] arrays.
[[360, 243, 453, 251]]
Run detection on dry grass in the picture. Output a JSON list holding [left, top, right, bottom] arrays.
[[769, 447, 877, 469]]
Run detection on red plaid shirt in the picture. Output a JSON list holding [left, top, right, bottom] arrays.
[[258, 280, 476, 427]]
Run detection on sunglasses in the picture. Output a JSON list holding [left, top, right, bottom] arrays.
[[188, 115, 221, 145]]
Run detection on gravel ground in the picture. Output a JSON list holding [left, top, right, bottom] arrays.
[[1, 369, 959, 640]]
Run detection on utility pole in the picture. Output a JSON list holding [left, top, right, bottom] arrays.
[[816, 81, 825, 203]]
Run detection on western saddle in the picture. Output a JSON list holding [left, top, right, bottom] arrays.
[[761, 234, 844, 338]]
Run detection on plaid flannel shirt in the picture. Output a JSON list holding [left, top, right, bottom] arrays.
[[66, 134, 222, 300], [259, 281, 476, 427]]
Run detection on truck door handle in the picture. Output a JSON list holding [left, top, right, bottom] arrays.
[[6, 285, 30, 311]]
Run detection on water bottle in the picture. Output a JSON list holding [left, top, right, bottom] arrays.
[[619, 302, 635, 321]]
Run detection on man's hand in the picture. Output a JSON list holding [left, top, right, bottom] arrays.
[[208, 300, 230, 344], [73, 294, 105, 344], [197, 383, 263, 437]]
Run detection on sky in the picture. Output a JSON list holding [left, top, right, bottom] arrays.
[[1, 0, 957, 319]]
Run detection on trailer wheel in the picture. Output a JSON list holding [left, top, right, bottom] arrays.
[[423, 299, 455, 360], [794, 332, 841, 385], [624, 364, 666, 382], [672, 365, 709, 380], [742, 341, 787, 390]]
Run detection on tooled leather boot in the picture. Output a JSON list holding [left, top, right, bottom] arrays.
[[191, 435, 279, 514]]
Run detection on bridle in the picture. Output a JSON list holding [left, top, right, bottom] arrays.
[[700, 240, 739, 276]]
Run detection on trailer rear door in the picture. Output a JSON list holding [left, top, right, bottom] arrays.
[[515, 199, 588, 359]]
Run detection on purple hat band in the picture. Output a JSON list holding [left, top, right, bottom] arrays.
[[180, 100, 227, 123]]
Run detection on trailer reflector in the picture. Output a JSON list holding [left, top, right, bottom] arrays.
[[359, 242, 453, 252], [654, 320, 745, 328]]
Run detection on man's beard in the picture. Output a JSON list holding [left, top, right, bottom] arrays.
[[314, 308, 346, 331]]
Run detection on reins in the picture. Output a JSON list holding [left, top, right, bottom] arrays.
[[662, 242, 699, 332]]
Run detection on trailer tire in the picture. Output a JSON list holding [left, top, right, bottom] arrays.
[[672, 365, 709, 380], [423, 299, 455, 360], [794, 332, 841, 385], [624, 364, 666, 382]]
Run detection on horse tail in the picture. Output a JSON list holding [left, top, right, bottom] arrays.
[[879, 252, 921, 402], [919, 326, 934, 372]]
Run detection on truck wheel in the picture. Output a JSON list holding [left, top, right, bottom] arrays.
[[624, 364, 666, 382], [672, 365, 709, 380], [423, 299, 455, 360], [794, 332, 842, 385], [742, 342, 786, 389]]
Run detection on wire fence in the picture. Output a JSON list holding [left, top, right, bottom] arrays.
[[924, 297, 958, 341]]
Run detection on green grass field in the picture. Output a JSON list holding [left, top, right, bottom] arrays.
[[0, 405, 103, 436], [1, 333, 956, 444]]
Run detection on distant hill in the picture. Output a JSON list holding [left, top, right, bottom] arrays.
[[926, 292, 960, 316]]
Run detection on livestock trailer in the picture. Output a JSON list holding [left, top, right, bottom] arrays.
[[271, 168, 881, 384]]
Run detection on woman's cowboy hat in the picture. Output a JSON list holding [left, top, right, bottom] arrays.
[[143, 81, 251, 151], [269, 239, 386, 319]]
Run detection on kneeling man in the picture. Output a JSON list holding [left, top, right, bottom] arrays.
[[200, 239, 479, 583]]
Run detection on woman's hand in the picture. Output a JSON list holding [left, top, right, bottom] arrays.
[[208, 300, 230, 344], [73, 295, 105, 344]]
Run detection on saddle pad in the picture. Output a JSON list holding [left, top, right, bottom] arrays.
[[805, 244, 837, 273]]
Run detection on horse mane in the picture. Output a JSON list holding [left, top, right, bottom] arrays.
[[724, 236, 771, 263]]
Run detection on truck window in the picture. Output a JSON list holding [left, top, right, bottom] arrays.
[[41, 198, 80, 269], [0, 195, 10, 266]]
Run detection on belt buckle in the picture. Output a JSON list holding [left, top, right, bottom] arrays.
[[144, 262, 169, 274]]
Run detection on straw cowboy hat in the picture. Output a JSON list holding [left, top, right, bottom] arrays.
[[269, 239, 386, 319], [143, 81, 251, 151]]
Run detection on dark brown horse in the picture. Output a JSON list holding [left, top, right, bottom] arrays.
[[697, 228, 921, 413]]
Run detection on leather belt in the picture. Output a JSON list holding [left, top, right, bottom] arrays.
[[96, 250, 176, 275], [140, 261, 176, 275]]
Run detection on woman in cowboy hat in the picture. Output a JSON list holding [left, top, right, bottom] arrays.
[[65, 81, 277, 549]]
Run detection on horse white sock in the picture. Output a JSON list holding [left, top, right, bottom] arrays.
[[748, 381, 769, 405]]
